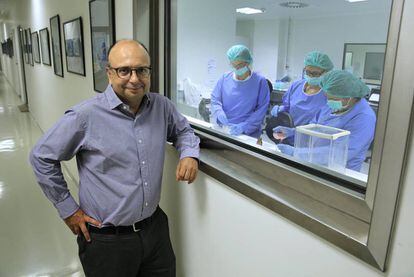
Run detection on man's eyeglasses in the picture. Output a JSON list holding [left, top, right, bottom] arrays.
[[109, 66, 152, 79]]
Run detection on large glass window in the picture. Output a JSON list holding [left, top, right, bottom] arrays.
[[171, 0, 393, 188]]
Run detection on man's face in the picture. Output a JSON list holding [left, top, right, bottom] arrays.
[[106, 41, 151, 103]]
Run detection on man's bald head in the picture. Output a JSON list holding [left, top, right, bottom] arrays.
[[107, 40, 150, 67]]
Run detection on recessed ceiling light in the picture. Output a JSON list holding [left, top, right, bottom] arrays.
[[279, 2, 308, 8], [236, 7, 265, 15], [346, 0, 368, 2]]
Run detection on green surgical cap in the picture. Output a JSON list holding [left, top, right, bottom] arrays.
[[304, 51, 334, 71], [320, 70, 370, 98], [227, 45, 253, 64]]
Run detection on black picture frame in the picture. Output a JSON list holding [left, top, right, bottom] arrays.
[[39, 28, 51, 66], [50, 15, 64, 77], [31, 32, 41, 63], [89, 0, 115, 92], [26, 28, 34, 66], [63, 17, 85, 76]]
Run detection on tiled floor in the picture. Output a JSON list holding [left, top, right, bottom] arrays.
[[0, 74, 84, 276]]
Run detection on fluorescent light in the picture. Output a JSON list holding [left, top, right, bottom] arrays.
[[346, 0, 368, 2], [236, 7, 265, 15]]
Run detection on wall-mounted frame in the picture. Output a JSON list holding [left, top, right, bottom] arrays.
[[89, 0, 115, 92], [50, 15, 64, 77], [31, 31, 40, 63], [1, 38, 14, 58], [22, 29, 29, 64], [26, 28, 33, 66], [39, 28, 51, 66], [63, 17, 85, 76]]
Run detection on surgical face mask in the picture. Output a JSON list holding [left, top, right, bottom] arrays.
[[327, 100, 343, 112], [304, 75, 322, 86], [327, 98, 352, 113], [234, 66, 249, 76]]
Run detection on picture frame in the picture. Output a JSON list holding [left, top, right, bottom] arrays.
[[89, 0, 115, 92], [63, 17, 85, 76], [50, 15, 64, 77], [26, 28, 34, 66], [20, 28, 29, 64], [39, 28, 51, 66], [31, 31, 41, 63]]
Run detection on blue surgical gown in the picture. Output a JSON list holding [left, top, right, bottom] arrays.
[[310, 99, 376, 171], [282, 79, 327, 126], [211, 71, 270, 137]]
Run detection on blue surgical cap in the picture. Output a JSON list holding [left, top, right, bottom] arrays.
[[320, 70, 370, 98], [227, 45, 253, 64], [304, 51, 334, 71]]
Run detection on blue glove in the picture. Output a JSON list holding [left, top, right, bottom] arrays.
[[270, 105, 284, 117], [217, 113, 229, 126], [277, 144, 294, 156], [272, 126, 295, 138], [229, 124, 244, 136]]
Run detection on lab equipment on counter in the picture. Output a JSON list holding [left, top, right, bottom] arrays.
[[294, 124, 350, 173]]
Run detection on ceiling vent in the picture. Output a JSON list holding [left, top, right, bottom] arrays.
[[279, 2, 309, 8]]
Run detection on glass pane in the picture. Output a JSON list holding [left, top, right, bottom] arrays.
[[172, 0, 393, 187]]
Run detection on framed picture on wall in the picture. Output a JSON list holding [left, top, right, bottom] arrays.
[[39, 28, 51, 66], [63, 17, 85, 76], [26, 28, 34, 66], [20, 28, 29, 64], [50, 15, 64, 77], [89, 0, 115, 92], [31, 31, 41, 63]]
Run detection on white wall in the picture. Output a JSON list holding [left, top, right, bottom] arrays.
[[288, 12, 389, 80], [177, 0, 236, 89]]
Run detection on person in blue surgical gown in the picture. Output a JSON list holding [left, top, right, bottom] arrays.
[[273, 70, 376, 172], [270, 51, 334, 144], [211, 45, 270, 138]]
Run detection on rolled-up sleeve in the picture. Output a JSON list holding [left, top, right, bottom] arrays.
[[29, 110, 86, 219], [165, 100, 200, 160]]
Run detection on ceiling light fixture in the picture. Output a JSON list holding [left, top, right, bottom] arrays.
[[236, 7, 265, 15], [279, 2, 309, 8]]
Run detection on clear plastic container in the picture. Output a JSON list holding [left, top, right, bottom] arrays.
[[294, 124, 350, 173]]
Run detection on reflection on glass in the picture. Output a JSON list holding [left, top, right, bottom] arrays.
[[174, 0, 392, 184], [0, 139, 16, 152]]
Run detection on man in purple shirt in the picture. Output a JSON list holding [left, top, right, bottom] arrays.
[[29, 40, 200, 277]]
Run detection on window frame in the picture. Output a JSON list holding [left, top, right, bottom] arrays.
[[162, 0, 413, 270]]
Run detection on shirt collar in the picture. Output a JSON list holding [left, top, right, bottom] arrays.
[[104, 85, 151, 110]]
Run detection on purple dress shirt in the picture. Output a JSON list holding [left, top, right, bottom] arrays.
[[30, 85, 200, 226]]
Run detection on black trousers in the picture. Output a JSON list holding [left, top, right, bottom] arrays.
[[77, 208, 176, 277]]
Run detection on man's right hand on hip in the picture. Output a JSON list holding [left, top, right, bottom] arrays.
[[64, 209, 101, 242]]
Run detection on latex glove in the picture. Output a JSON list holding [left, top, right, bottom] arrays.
[[277, 144, 294, 156], [270, 105, 284, 117], [229, 124, 244, 136], [217, 113, 229, 126], [272, 126, 295, 140]]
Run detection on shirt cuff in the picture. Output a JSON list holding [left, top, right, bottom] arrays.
[[54, 194, 79, 219], [179, 149, 200, 161]]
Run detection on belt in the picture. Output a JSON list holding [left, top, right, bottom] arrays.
[[88, 206, 161, 235]]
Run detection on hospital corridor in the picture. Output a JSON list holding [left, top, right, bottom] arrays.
[[0, 75, 84, 276]]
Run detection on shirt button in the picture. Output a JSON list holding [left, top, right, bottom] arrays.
[[142, 161, 146, 165], [144, 182, 148, 186], [145, 202, 148, 206], [138, 140, 142, 144]]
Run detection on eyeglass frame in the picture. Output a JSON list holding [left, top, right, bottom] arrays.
[[108, 66, 152, 79]]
